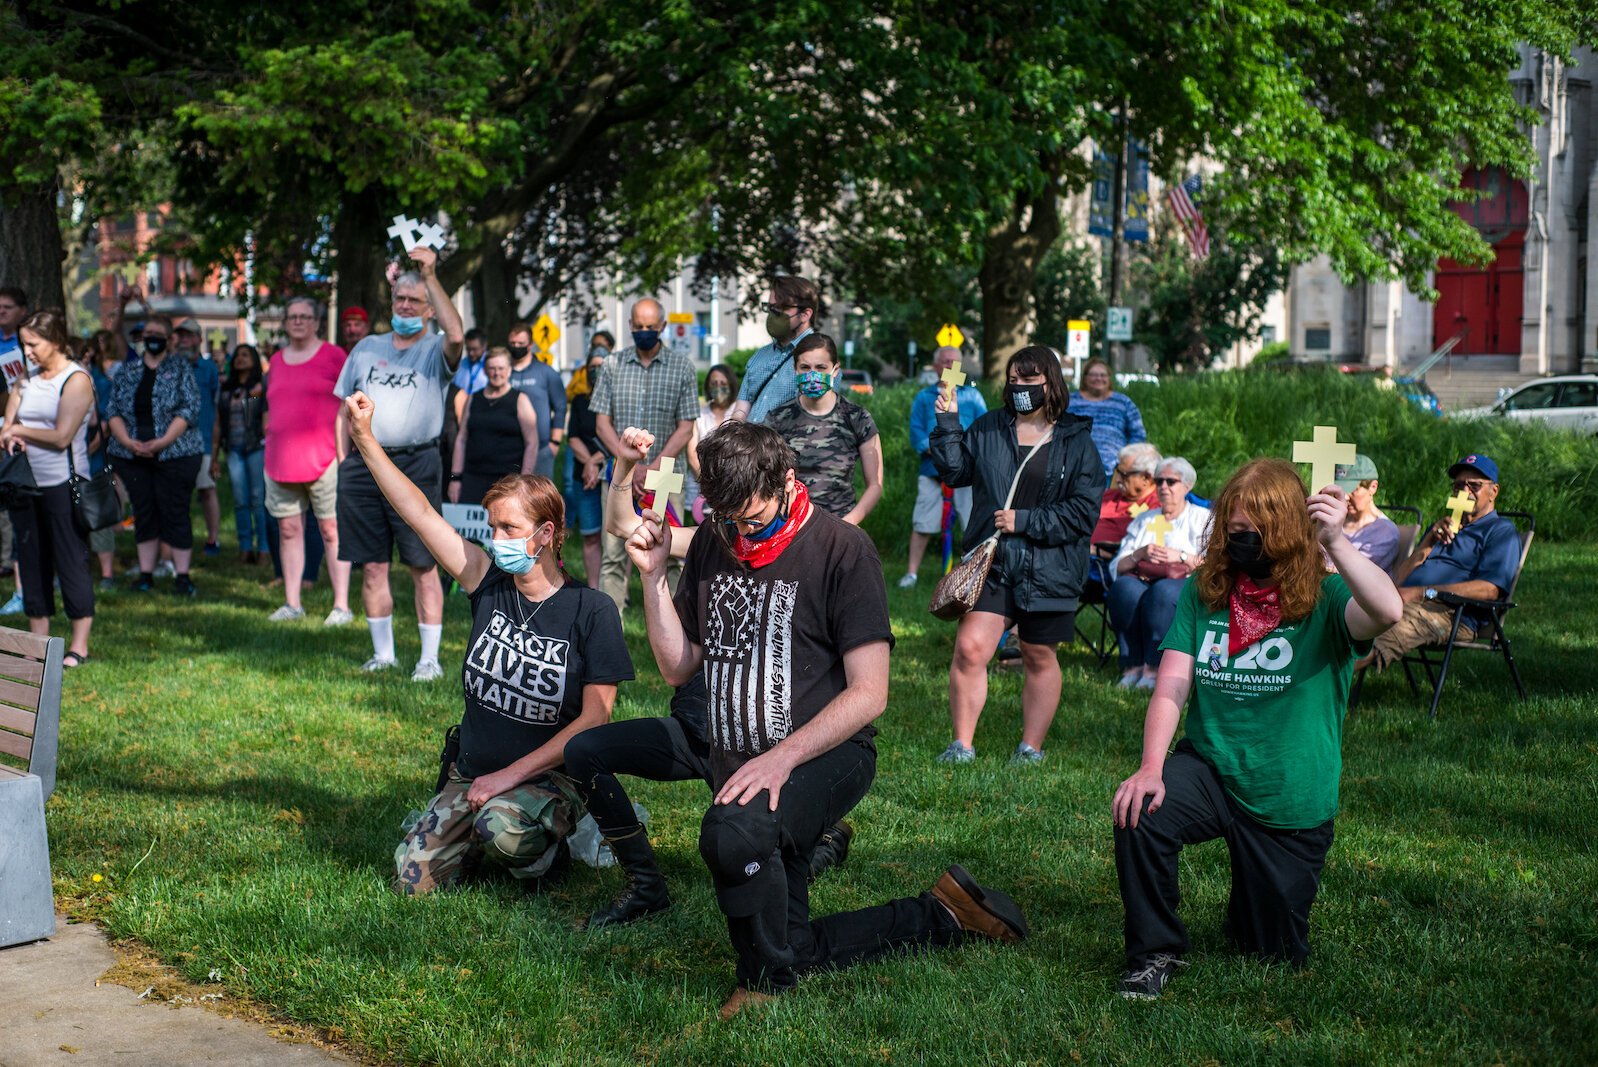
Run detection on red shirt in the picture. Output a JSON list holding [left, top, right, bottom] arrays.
[[1092, 486, 1158, 547]]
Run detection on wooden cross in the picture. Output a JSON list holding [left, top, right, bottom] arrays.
[[1445, 490, 1475, 532], [644, 455, 684, 499], [1149, 514, 1174, 547], [1292, 425, 1357, 493], [940, 364, 967, 392], [1127, 502, 1150, 518]]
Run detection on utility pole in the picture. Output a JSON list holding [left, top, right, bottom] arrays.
[[1104, 101, 1129, 369]]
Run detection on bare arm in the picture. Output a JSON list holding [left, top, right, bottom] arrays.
[[451, 398, 469, 476], [659, 418, 693, 460], [715, 640, 890, 809], [842, 435, 884, 526], [344, 392, 490, 591], [628, 515, 703, 686], [1309, 488, 1403, 639], [727, 399, 751, 422], [516, 393, 539, 474], [605, 430, 695, 555], [411, 247, 464, 369], [4, 376, 94, 450], [464, 684, 618, 810], [1112, 651, 1194, 829]]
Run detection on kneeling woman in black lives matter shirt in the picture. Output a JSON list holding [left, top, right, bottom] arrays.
[[343, 391, 634, 895]]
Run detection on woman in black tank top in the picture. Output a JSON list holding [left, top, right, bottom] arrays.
[[450, 350, 539, 505]]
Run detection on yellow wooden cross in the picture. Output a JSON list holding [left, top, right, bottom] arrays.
[[1127, 501, 1149, 518], [940, 364, 967, 392], [1292, 425, 1357, 493], [644, 455, 684, 499], [1149, 514, 1174, 547], [1444, 490, 1475, 532]]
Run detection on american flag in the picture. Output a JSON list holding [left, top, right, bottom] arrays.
[[1166, 173, 1210, 258]]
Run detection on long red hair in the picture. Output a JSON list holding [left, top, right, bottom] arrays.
[[1195, 458, 1325, 621]]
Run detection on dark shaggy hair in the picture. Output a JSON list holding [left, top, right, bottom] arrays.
[[1006, 345, 1070, 422], [697, 421, 796, 519], [791, 332, 839, 366]]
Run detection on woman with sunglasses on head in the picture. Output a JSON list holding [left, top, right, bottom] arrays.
[[930, 345, 1102, 765], [1110, 459, 1401, 999], [343, 390, 634, 896], [1107, 457, 1212, 690]]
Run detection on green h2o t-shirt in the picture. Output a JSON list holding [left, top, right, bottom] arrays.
[[1160, 574, 1373, 830]]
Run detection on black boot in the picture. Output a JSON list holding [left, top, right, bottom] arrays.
[[587, 828, 671, 927], [807, 820, 854, 883]]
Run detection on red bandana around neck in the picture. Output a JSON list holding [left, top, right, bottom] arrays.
[[1228, 573, 1283, 655], [731, 481, 813, 568]]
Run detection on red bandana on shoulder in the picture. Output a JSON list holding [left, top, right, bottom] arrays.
[[1228, 573, 1282, 655], [732, 481, 813, 568]]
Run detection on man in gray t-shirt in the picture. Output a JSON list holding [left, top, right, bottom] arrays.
[[332, 245, 464, 683], [505, 321, 567, 479]]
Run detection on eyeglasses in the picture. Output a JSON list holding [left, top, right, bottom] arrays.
[[1451, 478, 1488, 493], [761, 303, 800, 316], [1153, 477, 1184, 487], [1113, 467, 1138, 480]]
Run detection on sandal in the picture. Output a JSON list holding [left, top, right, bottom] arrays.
[[63, 651, 90, 669]]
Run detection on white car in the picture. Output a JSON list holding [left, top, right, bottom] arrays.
[[1454, 375, 1598, 435]]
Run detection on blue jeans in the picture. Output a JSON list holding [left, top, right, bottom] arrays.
[[225, 447, 268, 553], [562, 448, 604, 536], [1107, 575, 1188, 669]]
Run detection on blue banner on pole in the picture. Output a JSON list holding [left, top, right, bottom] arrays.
[[1089, 140, 1149, 243]]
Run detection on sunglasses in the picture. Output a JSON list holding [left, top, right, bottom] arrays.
[[1451, 478, 1488, 493], [761, 302, 801, 316], [1153, 477, 1184, 487]]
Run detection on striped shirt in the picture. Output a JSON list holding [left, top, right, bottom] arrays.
[[1066, 391, 1147, 477]]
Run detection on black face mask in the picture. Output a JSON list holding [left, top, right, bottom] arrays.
[[507, 344, 531, 361], [1006, 383, 1046, 415], [143, 337, 168, 355], [1226, 530, 1275, 579]]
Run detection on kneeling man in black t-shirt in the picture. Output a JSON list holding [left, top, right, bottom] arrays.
[[627, 420, 1029, 1018]]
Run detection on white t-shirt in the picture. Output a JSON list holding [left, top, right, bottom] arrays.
[[17, 364, 90, 487], [333, 331, 451, 448], [1112, 502, 1214, 575]]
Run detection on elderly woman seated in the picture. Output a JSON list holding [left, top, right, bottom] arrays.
[[1093, 442, 1162, 559], [1107, 456, 1212, 689]]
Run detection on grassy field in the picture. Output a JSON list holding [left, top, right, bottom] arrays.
[[39, 514, 1598, 1064]]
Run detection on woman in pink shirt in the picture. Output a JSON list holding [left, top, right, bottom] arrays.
[[264, 297, 353, 625]]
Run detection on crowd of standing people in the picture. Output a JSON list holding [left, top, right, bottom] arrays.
[[0, 256, 1521, 1010]]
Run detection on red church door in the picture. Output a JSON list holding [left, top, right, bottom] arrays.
[[1433, 167, 1527, 356]]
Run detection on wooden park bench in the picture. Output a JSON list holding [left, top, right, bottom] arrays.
[[0, 627, 64, 948]]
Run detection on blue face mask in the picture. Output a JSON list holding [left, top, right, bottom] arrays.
[[743, 513, 787, 542], [490, 535, 541, 574], [392, 315, 425, 337], [632, 329, 660, 351], [796, 370, 833, 398]]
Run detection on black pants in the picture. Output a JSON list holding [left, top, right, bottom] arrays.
[[9, 484, 94, 619], [698, 740, 961, 993], [565, 711, 713, 837], [114, 453, 203, 549], [1114, 741, 1334, 969]]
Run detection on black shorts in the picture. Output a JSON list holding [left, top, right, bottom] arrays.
[[336, 448, 441, 569], [972, 575, 1076, 646]]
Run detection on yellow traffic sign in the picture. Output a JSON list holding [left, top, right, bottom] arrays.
[[936, 323, 964, 349], [667, 312, 694, 324], [532, 313, 561, 353]]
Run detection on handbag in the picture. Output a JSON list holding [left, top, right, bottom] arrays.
[[929, 432, 1052, 620], [65, 444, 122, 535]]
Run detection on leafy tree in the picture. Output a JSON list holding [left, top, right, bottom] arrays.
[[1031, 240, 1106, 353], [1132, 225, 1289, 371]]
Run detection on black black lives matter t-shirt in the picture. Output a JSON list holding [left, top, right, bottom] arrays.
[[673, 509, 895, 783], [456, 568, 634, 778]]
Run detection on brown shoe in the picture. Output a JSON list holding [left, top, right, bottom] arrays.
[[930, 864, 1029, 943], [718, 986, 779, 1021]]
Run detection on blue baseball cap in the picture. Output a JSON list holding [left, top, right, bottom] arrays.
[[1448, 453, 1499, 483]]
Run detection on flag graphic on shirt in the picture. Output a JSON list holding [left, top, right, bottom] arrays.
[[1165, 173, 1210, 258], [702, 572, 796, 754]]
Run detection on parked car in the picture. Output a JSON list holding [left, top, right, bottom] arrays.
[[838, 368, 874, 396], [1453, 375, 1598, 434]]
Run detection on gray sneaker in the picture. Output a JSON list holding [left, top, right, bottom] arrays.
[[153, 560, 176, 579], [896, 572, 919, 589], [1118, 954, 1188, 1000], [936, 741, 976, 764], [362, 655, 399, 673], [411, 658, 444, 682], [268, 604, 306, 622], [1009, 743, 1044, 765], [323, 607, 356, 627]]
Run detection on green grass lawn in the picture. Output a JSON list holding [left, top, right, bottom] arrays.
[[38, 534, 1598, 1065]]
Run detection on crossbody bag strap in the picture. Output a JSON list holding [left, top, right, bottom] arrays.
[[1001, 432, 1053, 512]]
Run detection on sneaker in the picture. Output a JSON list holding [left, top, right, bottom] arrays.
[[133, 576, 154, 593], [362, 655, 399, 673], [203, 542, 221, 556], [997, 634, 1022, 662], [268, 604, 306, 622], [936, 741, 976, 764], [1009, 743, 1044, 765], [153, 560, 175, 579], [896, 572, 918, 589], [97, 578, 116, 592], [172, 575, 197, 597], [0, 591, 23, 615], [123, 563, 142, 577], [411, 658, 444, 682], [1117, 954, 1188, 1000], [323, 607, 356, 627]]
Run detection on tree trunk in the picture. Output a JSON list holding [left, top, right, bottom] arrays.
[[0, 178, 67, 312], [471, 237, 523, 343], [978, 185, 1062, 382], [333, 186, 390, 329]]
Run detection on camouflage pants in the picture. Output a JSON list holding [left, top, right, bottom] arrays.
[[393, 764, 581, 896]]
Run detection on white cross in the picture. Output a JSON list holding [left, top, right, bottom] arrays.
[[1292, 425, 1357, 495], [415, 221, 447, 251], [387, 215, 423, 252], [644, 455, 684, 499]]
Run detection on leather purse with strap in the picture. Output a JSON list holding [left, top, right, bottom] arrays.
[[929, 432, 1052, 620]]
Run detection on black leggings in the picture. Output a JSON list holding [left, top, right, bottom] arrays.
[[115, 453, 203, 549], [9, 484, 94, 619]]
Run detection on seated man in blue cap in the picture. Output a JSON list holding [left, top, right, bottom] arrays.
[[1356, 453, 1521, 671]]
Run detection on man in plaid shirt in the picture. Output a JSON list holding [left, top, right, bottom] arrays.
[[592, 297, 699, 611]]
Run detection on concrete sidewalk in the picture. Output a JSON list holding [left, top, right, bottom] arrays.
[[0, 917, 352, 1066]]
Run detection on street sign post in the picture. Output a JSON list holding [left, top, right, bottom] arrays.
[[531, 313, 560, 364], [1067, 319, 1092, 360], [936, 323, 964, 350], [1107, 306, 1134, 342]]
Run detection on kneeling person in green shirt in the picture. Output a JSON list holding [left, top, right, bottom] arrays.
[[1111, 457, 1403, 999]]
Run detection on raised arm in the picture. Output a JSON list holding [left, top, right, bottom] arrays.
[[1309, 486, 1403, 640], [605, 427, 694, 556], [410, 246, 464, 369], [345, 391, 490, 591]]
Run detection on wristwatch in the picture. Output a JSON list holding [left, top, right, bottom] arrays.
[[1424, 587, 1437, 601]]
